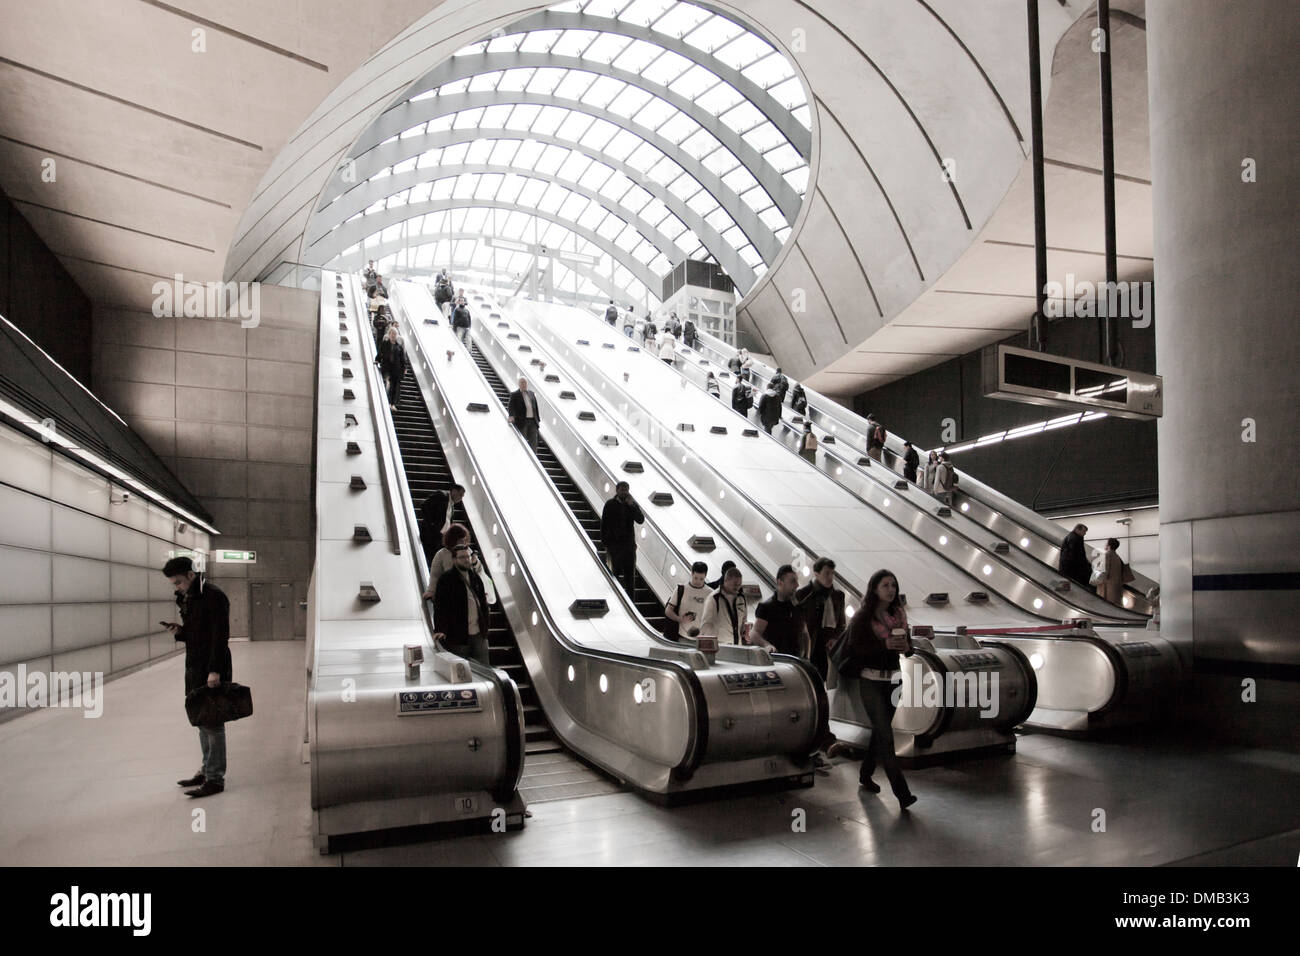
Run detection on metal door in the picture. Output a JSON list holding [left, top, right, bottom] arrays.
[[250, 582, 273, 641], [273, 582, 295, 640]]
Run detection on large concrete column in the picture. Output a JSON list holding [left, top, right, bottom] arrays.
[[1148, 0, 1300, 669]]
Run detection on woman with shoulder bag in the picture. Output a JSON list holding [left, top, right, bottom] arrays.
[[842, 569, 917, 808]]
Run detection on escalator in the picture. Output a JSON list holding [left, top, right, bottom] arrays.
[[468, 343, 669, 634], [388, 372, 622, 803]]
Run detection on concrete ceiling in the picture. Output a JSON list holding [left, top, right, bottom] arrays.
[[808, 1, 1153, 396], [0, 0, 1139, 395]]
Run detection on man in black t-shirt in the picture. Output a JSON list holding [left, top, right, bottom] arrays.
[[750, 565, 808, 657]]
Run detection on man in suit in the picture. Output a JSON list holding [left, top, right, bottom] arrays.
[[420, 484, 465, 565], [160, 557, 231, 798], [432, 543, 496, 665], [795, 557, 846, 682], [507, 376, 540, 452], [600, 481, 645, 600]]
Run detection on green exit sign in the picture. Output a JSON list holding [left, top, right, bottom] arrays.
[[216, 550, 257, 563]]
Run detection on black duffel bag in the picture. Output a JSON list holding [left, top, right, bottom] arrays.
[[185, 682, 254, 727]]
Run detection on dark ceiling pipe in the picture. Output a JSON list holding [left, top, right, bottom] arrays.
[[1027, 0, 1049, 352]]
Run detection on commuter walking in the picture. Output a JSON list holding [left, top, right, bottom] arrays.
[[682, 318, 697, 349], [663, 561, 711, 641], [796, 557, 846, 681], [749, 565, 808, 656], [371, 308, 389, 348], [161, 556, 232, 798], [657, 328, 677, 365], [922, 451, 939, 494], [604, 300, 620, 326], [902, 441, 920, 483], [377, 325, 407, 410], [790, 383, 807, 415], [934, 452, 956, 506], [843, 568, 916, 808], [1096, 537, 1126, 604], [431, 543, 497, 665], [866, 414, 887, 462], [601, 482, 645, 599], [727, 352, 743, 379], [1058, 523, 1092, 588], [705, 372, 720, 399], [422, 523, 471, 599], [622, 305, 635, 339], [419, 483, 465, 565], [634, 312, 646, 345], [507, 376, 540, 452], [798, 421, 819, 462], [669, 313, 682, 339], [699, 566, 750, 646], [434, 271, 453, 315], [739, 348, 754, 383], [364, 260, 377, 285], [451, 298, 473, 347], [643, 317, 657, 349]]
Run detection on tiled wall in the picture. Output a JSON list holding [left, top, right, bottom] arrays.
[[91, 286, 319, 639], [0, 422, 211, 712]]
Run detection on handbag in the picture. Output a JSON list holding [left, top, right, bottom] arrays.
[[827, 628, 860, 678], [185, 682, 254, 727]]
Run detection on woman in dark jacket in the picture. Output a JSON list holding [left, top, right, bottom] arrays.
[[377, 326, 407, 410], [790, 383, 807, 415], [842, 568, 917, 808]]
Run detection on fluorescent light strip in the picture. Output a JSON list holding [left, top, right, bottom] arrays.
[[0, 395, 220, 535], [944, 409, 1106, 455], [0, 313, 128, 427]]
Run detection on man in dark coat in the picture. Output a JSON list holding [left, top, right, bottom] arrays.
[[731, 381, 753, 417], [507, 376, 540, 451], [795, 557, 846, 682], [162, 557, 231, 798], [902, 441, 920, 483], [377, 326, 407, 410], [1058, 524, 1092, 588], [768, 367, 789, 403], [432, 544, 496, 665], [451, 299, 473, 346], [420, 484, 465, 564], [758, 388, 782, 433], [600, 481, 645, 599]]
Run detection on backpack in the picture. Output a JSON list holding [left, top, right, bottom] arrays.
[[662, 584, 687, 640], [872, 424, 887, 447], [605, 305, 618, 322]]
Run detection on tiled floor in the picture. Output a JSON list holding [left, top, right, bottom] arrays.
[[1, 642, 1296, 866]]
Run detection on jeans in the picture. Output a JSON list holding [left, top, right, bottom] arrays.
[[385, 371, 401, 406], [608, 546, 637, 601], [455, 326, 471, 347], [858, 679, 910, 799], [198, 723, 226, 786], [447, 634, 489, 666]]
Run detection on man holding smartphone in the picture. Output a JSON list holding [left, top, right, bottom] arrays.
[[160, 556, 231, 798]]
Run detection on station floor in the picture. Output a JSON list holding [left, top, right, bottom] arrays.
[[1, 641, 1296, 867]]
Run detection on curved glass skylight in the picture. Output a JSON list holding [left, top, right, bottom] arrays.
[[309, 0, 810, 310]]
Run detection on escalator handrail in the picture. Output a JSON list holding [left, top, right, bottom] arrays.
[[356, 274, 525, 798], [393, 282, 709, 776]]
